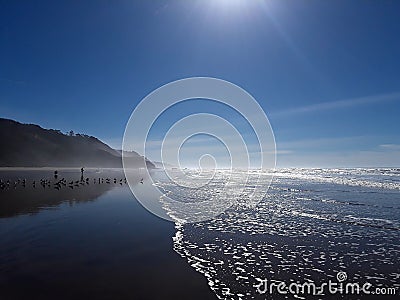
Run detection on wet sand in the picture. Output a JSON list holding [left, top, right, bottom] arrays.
[[0, 168, 216, 300]]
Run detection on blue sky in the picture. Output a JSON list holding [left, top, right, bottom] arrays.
[[1, 0, 400, 167]]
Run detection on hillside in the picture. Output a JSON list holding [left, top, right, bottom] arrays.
[[0, 118, 154, 168]]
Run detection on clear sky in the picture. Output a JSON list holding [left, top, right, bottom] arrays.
[[1, 0, 400, 167]]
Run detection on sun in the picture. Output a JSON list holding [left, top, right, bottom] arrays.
[[213, 0, 247, 8], [207, 0, 263, 16]]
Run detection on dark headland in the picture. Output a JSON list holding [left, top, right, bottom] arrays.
[[0, 118, 154, 168]]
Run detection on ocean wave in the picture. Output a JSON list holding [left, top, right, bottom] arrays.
[[158, 168, 400, 299]]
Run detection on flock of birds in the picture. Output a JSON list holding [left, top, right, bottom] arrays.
[[0, 170, 144, 191]]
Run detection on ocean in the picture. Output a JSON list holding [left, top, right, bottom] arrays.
[[0, 168, 399, 299]]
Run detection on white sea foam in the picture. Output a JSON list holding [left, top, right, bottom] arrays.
[[161, 168, 400, 299]]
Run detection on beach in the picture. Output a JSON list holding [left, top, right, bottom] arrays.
[[0, 168, 399, 299], [0, 168, 215, 300]]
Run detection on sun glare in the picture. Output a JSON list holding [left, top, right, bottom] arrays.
[[211, 0, 248, 10]]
